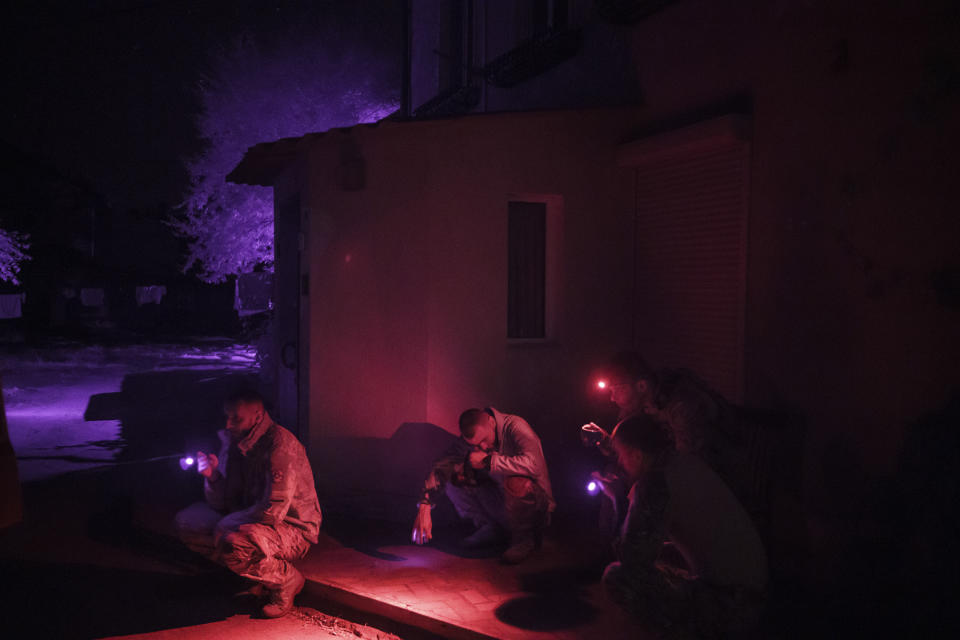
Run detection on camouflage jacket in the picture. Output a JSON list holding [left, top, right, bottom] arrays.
[[422, 407, 555, 511], [205, 415, 322, 542]]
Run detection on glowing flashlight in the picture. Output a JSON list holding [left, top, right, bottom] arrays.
[[596, 380, 608, 390], [179, 456, 196, 471], [586, 480, 601, 496]]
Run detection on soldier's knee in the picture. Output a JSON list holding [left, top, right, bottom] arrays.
[[504, 476, 535, 498], [218, 529, 251, 554]]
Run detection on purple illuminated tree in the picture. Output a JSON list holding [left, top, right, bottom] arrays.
[[0, 228, 30, 285], [172, 29, 399, 283]]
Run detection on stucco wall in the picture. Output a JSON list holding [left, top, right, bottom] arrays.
[[295, 1, 959, 537], [302, 110, 644, 512]]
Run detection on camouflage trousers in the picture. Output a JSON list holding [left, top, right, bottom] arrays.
[[175, 502, 311, 590], [603, 558, 765, 639], [446, 475, 549, 541]]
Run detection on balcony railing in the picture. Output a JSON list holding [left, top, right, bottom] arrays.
[[483, 28, 583, 89]]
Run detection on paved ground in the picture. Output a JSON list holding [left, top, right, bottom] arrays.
[[300, 519, 640, 640]]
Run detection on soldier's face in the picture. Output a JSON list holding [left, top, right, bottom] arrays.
[[610, 379, 653, 414], [463, 417, 495, 452], [224, 401, 263, 438], [613, 439, 644, 482], [608, 380, 636, 408]]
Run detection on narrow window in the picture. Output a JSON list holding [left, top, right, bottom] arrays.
[[507, 201, 546, 339]]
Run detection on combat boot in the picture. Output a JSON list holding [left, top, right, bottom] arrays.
[[502, 507, 549, 564], [261, 569, 305, 618], [502, 523, 546, 564], [501, 537, 536, 564]]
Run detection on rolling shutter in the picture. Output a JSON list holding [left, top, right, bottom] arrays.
[[618, 116, 750, 401]]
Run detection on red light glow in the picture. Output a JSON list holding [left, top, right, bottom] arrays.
[[596, 380, 607, 390]]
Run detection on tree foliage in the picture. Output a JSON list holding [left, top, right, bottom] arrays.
[[0, 228, 30, 285], [172, 27, 399, 283]]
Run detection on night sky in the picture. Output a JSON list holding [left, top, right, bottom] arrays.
[[1, 0, 402, 211]]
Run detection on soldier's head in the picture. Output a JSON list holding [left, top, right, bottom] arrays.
[[459, 408, 496, 452], [600, 351, 657, 417], [223, 389, 266, 438], [610, 414, 673, 481]]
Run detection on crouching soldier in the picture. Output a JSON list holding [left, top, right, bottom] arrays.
[[603, 414, 767, 638], [175, 390, 322, 618], [411, 407, 554, 564]]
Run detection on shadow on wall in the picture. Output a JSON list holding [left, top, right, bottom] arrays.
[[870, 391, 960, 635], [314, 422, 460, 526], [785, 392, 960, 637]]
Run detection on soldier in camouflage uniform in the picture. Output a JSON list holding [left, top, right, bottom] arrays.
[[175, 390, 322, 618], [411, 407, 554, 564], [602, 414, 767, 638], [595, 351, 734, 459], [584, 352, 736, 557]]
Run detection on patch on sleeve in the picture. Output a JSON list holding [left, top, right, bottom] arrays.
[[271, 469, 285, 484]]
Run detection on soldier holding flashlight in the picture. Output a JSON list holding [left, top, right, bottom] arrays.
[[580, 353, 658, 544], [589, 351, 735, 466], [602, 413, 766, 636], [174, 390, 322, 618], [412, 407, 554, 564]]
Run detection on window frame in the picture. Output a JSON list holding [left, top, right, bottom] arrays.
[[506, 193, 563, 344]]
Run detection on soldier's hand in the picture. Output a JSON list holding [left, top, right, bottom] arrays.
[[591, 470, 619, 502], [412, 503, 433, 545], [197, 451, 219, 479], [581, 423, 611, 448], [467, 451, 487, 469]]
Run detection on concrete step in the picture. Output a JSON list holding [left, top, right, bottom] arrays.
[[296, 532, 642, 640]]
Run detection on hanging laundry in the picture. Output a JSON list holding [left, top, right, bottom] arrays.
[[136, 285, 167, 306], [0, 293, 25, 319]]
